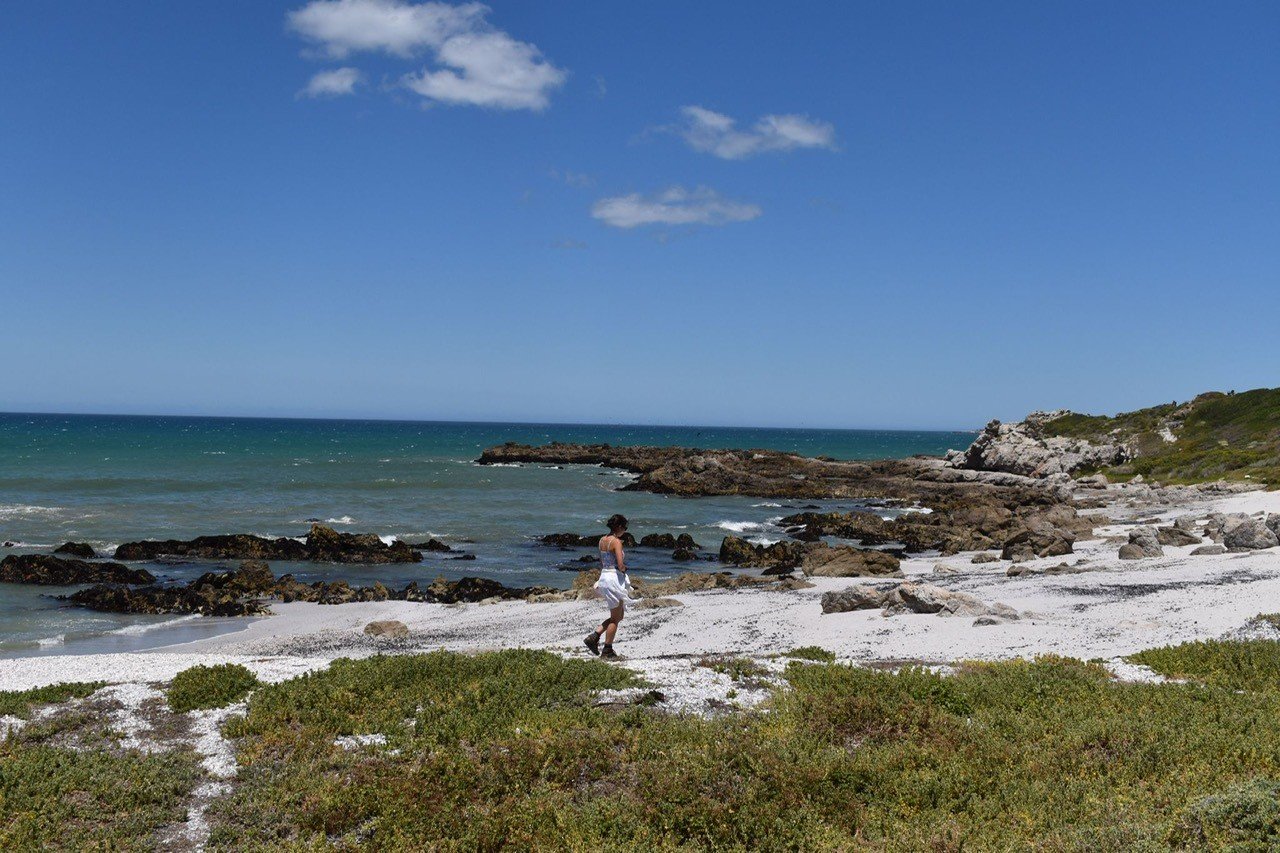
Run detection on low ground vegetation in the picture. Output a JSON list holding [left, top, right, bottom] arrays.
[[7, 644, 1280, 849], [0, 681, 103, 718]]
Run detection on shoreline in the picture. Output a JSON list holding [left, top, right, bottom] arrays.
[[3, 482, 1277, 697]]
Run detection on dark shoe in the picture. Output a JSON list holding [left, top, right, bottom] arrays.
[[583, 632, 600, 656], [601, 645, 618, 659]]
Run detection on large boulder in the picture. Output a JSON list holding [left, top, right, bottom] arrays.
[[1224, 519, 1280, 552], [0, 554, 155, 586], [364, 620, 409, 639], [800, 546, 901, 578], [1119, 527, 1163, 560], [820, 584, 889, 613], [1000, 523, 1074, 562], [822, 581, 1017, 620], [1156, 526, 1202, 547]]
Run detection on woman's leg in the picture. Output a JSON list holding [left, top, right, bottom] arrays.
[[603, 605, 624, 643]]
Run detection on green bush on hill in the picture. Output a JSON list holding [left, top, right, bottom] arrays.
[[1042, 387, 1280, 486]]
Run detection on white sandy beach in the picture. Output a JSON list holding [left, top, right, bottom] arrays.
[[4, 485, 1278, 706]]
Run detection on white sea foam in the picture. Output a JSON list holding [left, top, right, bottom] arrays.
[[109, 615, 202, 637], [0, 504, 64, 520], [36, 634, 66, 648], [325, 516, 356, 524], [378, 535, 398, 546], [715, 520, 765, 534], [752, 502, 782, 508]]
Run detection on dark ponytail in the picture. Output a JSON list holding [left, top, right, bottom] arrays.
[[606, 514, 628, 533]]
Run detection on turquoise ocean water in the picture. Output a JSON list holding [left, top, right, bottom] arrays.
[[0, 413, 975, 656]]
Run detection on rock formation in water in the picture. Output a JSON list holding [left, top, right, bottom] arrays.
[[113, 524, 421, 564]]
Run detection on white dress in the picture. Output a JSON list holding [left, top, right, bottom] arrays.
[[594, 548, 632, 609]]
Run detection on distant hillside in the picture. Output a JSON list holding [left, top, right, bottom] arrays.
[[1039, 388, 1280, 486]]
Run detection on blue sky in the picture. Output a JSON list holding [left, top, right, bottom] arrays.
[[2, 1, 1276, 429]]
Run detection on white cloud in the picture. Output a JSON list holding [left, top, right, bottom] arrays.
[[300, 67, 363, 97], [591, 186, 762, 229], [287, 0, 565, 111], [287, 0, 483, 58], [403, 31, 565, 111], [676, 105, 836, 159]]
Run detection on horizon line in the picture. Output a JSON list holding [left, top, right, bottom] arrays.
[[0, 409, 980, 435]]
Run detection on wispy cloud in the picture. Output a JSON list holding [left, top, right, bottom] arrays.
[[299, 66, 363, 97], [287, 0, 566, 111], [549, 168, 595, 188], [675, 106, 836, 159], [591, 186, 762, 229]]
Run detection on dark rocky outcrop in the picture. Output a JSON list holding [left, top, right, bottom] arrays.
[[800, 546, 901, 578], [63, 560, 554, 616], [539, 531, 636, 549], [114, 524, 421, 564], [718, 535, 901, 578], [718, 536, 808, 569], [1000, 523, 1074, 562], [481, 442, 1099, 565], [406, 538, 453, 553], [53, 542, 96, 559], [671, 547, 698, 562], [0, 554, 155, 586]]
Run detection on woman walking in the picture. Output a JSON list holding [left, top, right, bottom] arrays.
[[584, 514, 631, 659]]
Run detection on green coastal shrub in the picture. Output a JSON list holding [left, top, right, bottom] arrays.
[[783, 645, 836, 662], [1168, 778, 1280, 850], [204, 645, 1280, 850], [167, 663, 260, 713], [0, 682, 104, 719], [1129, 638, 1280, 692], [0, 743, 199, 850]]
